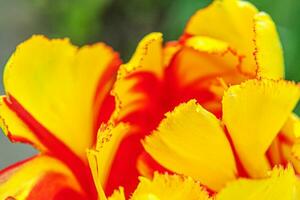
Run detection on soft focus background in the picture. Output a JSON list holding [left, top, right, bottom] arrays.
[[0, 0, 299, 168]]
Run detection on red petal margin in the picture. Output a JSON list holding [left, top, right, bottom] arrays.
[[3, 96, 97, 200]]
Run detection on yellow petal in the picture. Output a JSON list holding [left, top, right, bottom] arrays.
[[185, 0, 283, 78], [118, 32, 163, 77], [185, 36, 229, 53], [254, 13, 284, 79], [222, 79, 300, 178], [143, 100, 237, 191], [2, 35, 120, 157], [112, 32, 163, 123], [0, 155, 83, 199], [131, 173, 210, 200], [217, 166, 298, 200]]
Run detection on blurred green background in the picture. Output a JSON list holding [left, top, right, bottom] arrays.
[[0, 0, 299, 168]]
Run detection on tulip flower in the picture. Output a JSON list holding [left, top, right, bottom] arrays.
[[95, 0, 290, 197], [1, 0, 299, 199]]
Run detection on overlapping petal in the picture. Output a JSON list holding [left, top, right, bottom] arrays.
[[222, 79, 300, 178], [143, 100, 237, 191], [184, 0, 284, 79], [167, 36, 245, 117]]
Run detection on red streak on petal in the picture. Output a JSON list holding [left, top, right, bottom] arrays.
[[93, 54, 122, 135], [178, 33, 193, 44], [4, 96, 97, 200], [223, 127, 249, 178]]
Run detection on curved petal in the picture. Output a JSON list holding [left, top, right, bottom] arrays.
[[87, 123, 137, 197], [217, 166, 299, 200], [0, 155, 85, 200], [222, 79, 300, 178], [131, 173, 210, 200], [143, 100, 237, 191], [105, 33, 165, 196], [112, 32, 164, 128], [184, 0, 283, 79], [2, 35, 121, 157]]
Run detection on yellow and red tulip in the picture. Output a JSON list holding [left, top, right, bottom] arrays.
[[1, 0, 299, 199]]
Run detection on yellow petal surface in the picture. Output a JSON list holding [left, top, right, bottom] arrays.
[[130, 173, 210, 200], [3, 35, 120, 157], [254, 12, 284, 79], [143, 100, 237, 191], [222, 79, 300, 178], [217, 166, 299, 200], [185, 0, 283, 78], [0, 155, 82, 199], [112, 32, 163, 123]]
